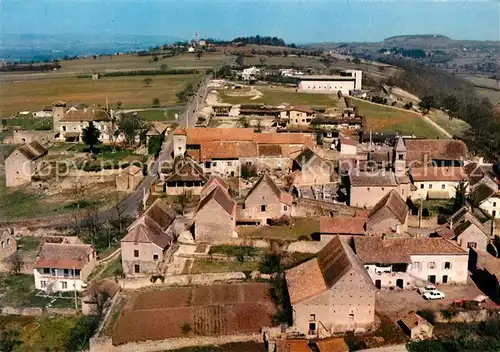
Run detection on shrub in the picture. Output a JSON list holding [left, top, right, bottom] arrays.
[[416, 310, 436, 324], [181, 323, 192, 335], [66, 316, 100, 351]]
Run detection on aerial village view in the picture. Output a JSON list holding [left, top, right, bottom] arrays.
[[0, 1, 500, 351]]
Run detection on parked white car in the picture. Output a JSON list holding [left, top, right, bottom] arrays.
[[423, 290, 445, 300], [418, 284, 437, 294]]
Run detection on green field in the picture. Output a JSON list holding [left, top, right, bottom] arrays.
[[138, 108, 182, 121], [347, 98, 445, 138], [238, 217, 319, 241], [1, 74, 203, 117], [220, 87, 339, 107], [427, 109, 470, 138]]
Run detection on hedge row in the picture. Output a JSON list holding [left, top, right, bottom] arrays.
[[76, 69, 199, 79]]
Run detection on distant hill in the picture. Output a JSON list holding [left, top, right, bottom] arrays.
[[384, 34, 451, 41], [0, 33, 185, 62]]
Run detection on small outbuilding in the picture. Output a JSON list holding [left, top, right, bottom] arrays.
[[116, 165, 143, 192], [398, 312, 433, 340]]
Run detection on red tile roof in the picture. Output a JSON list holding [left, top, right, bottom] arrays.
[[199, 141, 258, 160], [174, 127, 254, 143], [196, 186, 236, 216], [122, 215, 173, 249], [35, 243, 94, 270], [368, 189, 408, 224], [340, 136, 357, 147], [320, 216, 366, 235], [247, 174, 293, 206], [405, 139, 468, 166]]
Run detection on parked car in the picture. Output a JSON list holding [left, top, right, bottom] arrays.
[[418, 284, 437, 294], [423, 290, 445, 300]]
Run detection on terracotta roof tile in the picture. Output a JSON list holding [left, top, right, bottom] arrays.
[[354, 237, 467, 264], [405, 139, 468, 166], [35, 243, 94, 270], [122, 215, 173, 249], [258, 145, 283, 157], [410, 167, 468, 182], [475, 249, 500, 277], [316, 338, 349, 352], [201, 176, 229, 196], [350, 171, 398, 187], [17, 141, 48, 160], [320, 216, 366, 235], [199, 141, 258, 160], [196, 186, 236, 216], [400, 312, 432, 330], [276, 339, 312, 352], [175, 127, 254, 143], [254, 133, 312, 145], [368, 189, 408, 224], [60, 107, 110, 122], [165, 158, 207, 182], [247, 174, 293, 206]]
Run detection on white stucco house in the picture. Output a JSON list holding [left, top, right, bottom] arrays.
[[472, 184, 500, 219], [34, 243, 97, 292], [409, 167, 469, 200], [353, 237, 468, 290]]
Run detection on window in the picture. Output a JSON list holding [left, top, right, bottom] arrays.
[[284, 205, 288, 211], [494, 202, 497, 207], [61, 282, 68, 289], [381, 187, 385, 191], [153, 254, 159, 261], [413, 262, 422, 271], [227, 161, 232, 167], [134, 250, 139, 258], [75, 269, 81, 277], [493, 210, 497, 217], [444, 262, 451, 269], [428, 184, 433, 189], [398, 153, 404, 160], [349, 313, 355, 320], [261, 205, 266, 212], [441, 184, 446, 190], [429, 262, 436, 269], [40, 280, 47, 288], [134, 265, 140, 273], [309, 314, 315, 321], [0, 241, 3, 248], [62, 126, 67, 131], [43, 268, 50, 274], [367, 187, 370, 191], [420, 184, 424, 189], [6, 238, 10, 245], [468, 242, 477, 249], [212, 162, 217, 167], [205, 162, 211, 168]]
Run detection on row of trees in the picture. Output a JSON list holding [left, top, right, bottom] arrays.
[[176, 82, 195, 103], [384, 59, 500, 160]]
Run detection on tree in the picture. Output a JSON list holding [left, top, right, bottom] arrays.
[[148, 133, 164, 156], [236, 53, 245, 68], [237, 116, 250, 128], [259, 56, 266, 65], [65, 316, 100, 351], [143, 77, 153, 86], [116, 100, 123, 109], [420, 95, 435, 112], [81, 121, 101, 153], [0, 330, 22, 352], [442, 95, 460, 120], [117, 113, 147, 146], [255, 119, 263, 133], [176, 90, 188, 103], [159, 63, 168, 72], [196, 51, 202, 60], [8, 252, 24, 275], [404, 102, 413, 109], [176, 190, 192, 216], [240, 163, 257, 179], [453, 181, 468, 212], [181, 323, 192, 335], [152, 97, 160, 107]]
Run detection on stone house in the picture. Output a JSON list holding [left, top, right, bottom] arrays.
[[164, 158, 207, 196], [291, 148, 339, 189], [5, 140, 48, 187], [399, 312, 433, 340], [120, 199, 177, 276], [364, 189, 409, 236], [200, 176, 230, 198], [282, 106, 316, 125], [115, 165, 143, 192], [434, 207, 490, 252], [404, 139, 468, 168], [243, 174, 293, 224], [465, 162, 499, 192], [319, 215, 368, 241], [349, 171, 410, 208], [338, 137, 357, 155], [193, 186, 237, 243], [34, 243, 97, 292], [0, 230, 17, 260], [471, 183, 500, 219], [354, 237, 468, 289], [285, 236, 376, 336], [409, 167, 468, 200]]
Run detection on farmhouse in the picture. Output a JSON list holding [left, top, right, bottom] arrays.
[[200, 175, 230, 198], [349, 171, 410, 208], [409, 167, 468, 200], [115, 165, 143, 192], [193, 186, 237, 243], [242, 173, 293, 224], [52, 101, 113, 142], [291, 148, 339, 189], [471, 183, 500, 218], [121, 199, 178, 276], [465, 162, 499, 191], [285, 236, 375, 336], [164, 158, 208, 196], [353, 237, 468, 289], [294, 70, 362, 95], [364, 189, 409, 236], [5, 140, 48, 187], [34, 243, 97, 292], [404, 139, 468, 168], [282, 105, 316, 125]]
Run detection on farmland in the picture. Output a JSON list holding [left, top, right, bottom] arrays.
[[219, 86, 340, 107], [347, 97, 446, 138], [112, 283, 275, 345]]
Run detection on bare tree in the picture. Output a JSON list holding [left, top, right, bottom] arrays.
[[177, 190, 192, 216], [143, 77, 153, 87], [9, 253, 24, 275]]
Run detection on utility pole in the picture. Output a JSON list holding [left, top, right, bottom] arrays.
[[73, 267, 78, 310]]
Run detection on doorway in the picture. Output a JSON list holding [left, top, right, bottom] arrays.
[[442, 275, 448, 284], [396, 279, 404, 289], [375, 280, 381, 289], [428, 275, 436, 284]]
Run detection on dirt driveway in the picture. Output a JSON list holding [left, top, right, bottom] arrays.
[[376, 278, 494, 320]]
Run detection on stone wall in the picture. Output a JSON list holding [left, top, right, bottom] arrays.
[[120, 272, 247, 290], [1, 306, 78, 316], [296, 198, 365, 217], [285, 240, 326, 254], [91, 333, 263, 352], [12, 130, 54, 145]]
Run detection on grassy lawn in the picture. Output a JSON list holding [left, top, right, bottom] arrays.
[[0, 315, 81, 351], [189, 259, 260, 274], [88, 257, 123, 282], [1, 74, 203, 116], [0, 273, 76, 308], [421, 199, 455, 217], [245, 55, 327, 69], [2, 116, 53, 130], [238, 217, 320, 241], [139, 108, 182, 121], [220, 87, 339, 107], [427, 109, 470, 138], [347, 98, 445, 138], [17, 237, 42, 253]]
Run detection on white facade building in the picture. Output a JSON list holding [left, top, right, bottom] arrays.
[[294, 70, 362, 95], [34, 243, 97, 293], [409, 167, 469, 200]]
